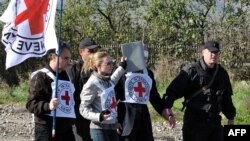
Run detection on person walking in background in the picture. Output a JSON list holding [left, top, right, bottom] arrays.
[[79, 52, 127, 141], [26, 43, 76, 141], [115, 47, 174, 141], [67, 38, 99, 141], [163, 40, 236, 141]]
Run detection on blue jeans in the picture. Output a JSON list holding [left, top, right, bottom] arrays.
[[90, 129, 119, 141]]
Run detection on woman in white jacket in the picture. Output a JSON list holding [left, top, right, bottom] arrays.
[[79, 51, 126, 141]]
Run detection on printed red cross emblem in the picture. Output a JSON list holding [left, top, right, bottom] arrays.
[[134, 81, 145, 97], [110, 97, 117, 109], [61, 91, 70, 105], [15, 0, 49, 35]]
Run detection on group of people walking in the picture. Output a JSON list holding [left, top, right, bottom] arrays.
[[26, 38, 236, 141]]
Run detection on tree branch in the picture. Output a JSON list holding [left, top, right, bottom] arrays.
[[97, 8, 116, 33]]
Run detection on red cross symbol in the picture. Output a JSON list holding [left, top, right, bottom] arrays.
[[134, 81, 145, 97], [15, 0, 49, 35], [61, 91, 70, 105], [110, 97, 117, 109]]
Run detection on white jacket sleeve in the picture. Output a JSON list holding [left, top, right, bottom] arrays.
[[111, 66, 126, 85], [79, 82, 101, 122]]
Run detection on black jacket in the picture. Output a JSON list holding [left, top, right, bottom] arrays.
[[163, 58, 236, 121], [68, 59, 91, 117]]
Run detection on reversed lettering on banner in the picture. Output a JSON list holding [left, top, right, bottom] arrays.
[[0, 0, 58, 69]]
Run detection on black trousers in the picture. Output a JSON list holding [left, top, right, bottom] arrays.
[[183, 109, 223, 141], [35, 122, 75, 141], [119, 105, 154, 141], [74, 117, 92, 141]]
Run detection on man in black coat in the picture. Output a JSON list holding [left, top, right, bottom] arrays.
[[163, 40, 236, 141]]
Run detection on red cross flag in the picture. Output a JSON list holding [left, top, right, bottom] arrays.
[[0, 0, 58, 69]]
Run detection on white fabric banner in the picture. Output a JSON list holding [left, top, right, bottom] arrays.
[[0, 0, 58, 69]]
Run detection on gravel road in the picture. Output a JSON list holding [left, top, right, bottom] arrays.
[[0, 104, 182, 141]]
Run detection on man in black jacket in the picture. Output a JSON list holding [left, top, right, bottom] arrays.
[[163, 40, 236, 141], [26, 43, 75, 141], [68, 38, 99, 141]]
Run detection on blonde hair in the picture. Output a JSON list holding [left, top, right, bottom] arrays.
[[83, 51, 109, 72]]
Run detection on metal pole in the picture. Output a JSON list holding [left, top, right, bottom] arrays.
[[52, 0, 64, 138]]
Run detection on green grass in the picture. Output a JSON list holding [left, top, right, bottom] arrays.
[[149, 82, 184, 122], [231, 81, 250, 124], [0, 80, 29, 105]]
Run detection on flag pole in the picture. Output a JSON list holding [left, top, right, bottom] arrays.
[[52, 0, 64, 138]]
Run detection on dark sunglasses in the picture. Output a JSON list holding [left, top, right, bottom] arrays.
[[211, 51, 220, 54], [103, 61, 113, 66], [88, 48, 98, 53]]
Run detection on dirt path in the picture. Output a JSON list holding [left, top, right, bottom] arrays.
[[0, 104, 182, 141]]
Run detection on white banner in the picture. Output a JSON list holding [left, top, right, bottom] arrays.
[[0, 0, 58, 69]]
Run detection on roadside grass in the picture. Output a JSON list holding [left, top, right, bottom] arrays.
[[231, 81, 250, 124], [0, 80, 29, 105], [149, 82, 184, 122]]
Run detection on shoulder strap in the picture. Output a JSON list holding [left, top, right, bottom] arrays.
[[143, 68, 148, 75], [181, 64, 219, 111], [31, 68, 56, 80], [182, 62, 196, 73]]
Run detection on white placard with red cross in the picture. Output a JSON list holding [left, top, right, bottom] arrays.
[[100, 84, 118, 124], [49, 80, 76, 118], [124, 73, 152, 104]]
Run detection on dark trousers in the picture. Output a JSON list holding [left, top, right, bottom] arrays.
[[183, 109, 223, 141], [119, 106, 154, 141], [119, 121, 154, 141], [90, 129, 119, 141], [35, 123, 75, 141], [74, 117, 92, 141]]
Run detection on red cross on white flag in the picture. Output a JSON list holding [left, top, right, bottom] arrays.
[[0, 0, 58, 69], [15, 0, 49, 35]]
